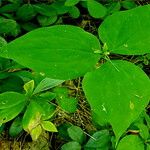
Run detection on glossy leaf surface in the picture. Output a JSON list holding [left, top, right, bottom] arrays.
[[6, 25, 100, 80], [83, 60, 150, 139], [99, 5, 150, 55]]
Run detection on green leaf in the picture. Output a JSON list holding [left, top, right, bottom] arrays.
[[0, 37, 7, 58], [34, 4, 57, 17], [117, 135, 144, 150], [37, 15, 57, 26], [61, 141, 81, 150], [107, 2, 121, 14], [51, 1, 70, 15], [23, 80, 35, 96], [144, 112, 150, 129], [0, 75, 24, 93], [58, 123, 72, 140], [36, 96, 56, 120], [147, 144, 150, 150], [65, 0, 80, 6], [41, 121, 57, 132], [30, 124, 42, 141], [12, 70, 34, 83], [0, 3, 20, 13], [85, 130, 111, 150], [99, 5, 150, 55], [0, 124, 5, 134], [87, 0, 107, 18], [68, 6, 80, 18], [9, 117, 23, 137], [39, 92, 56, 100], [0, 92, 25, 109], [6, 25, 100, 80], [67, 125, 86, 144], [0, 18, 18, 35], [121, 0, 137, 9], [21, 22, 38, 32], [0, 101, 25, 124], [16, 4, 36, 21], [135, 123, 149, 140], [83, 60, 150, 140], [7, 0, 21, 4], [22, 101, 43, 132], [33, 78, 64, 95]]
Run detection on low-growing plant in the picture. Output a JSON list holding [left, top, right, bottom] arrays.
[[60, 125, 112, 150], [0, 3, 150, 149], [0, 0, 137, 37]]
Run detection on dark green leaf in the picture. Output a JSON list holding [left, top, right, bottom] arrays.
[[16, 4, 36, 21], [37, 15, 57, 26], [0, 37, 7, 58], [85, 130, 111, 150], [61, 141, 81, 150], [9, 117, 23, 137], [69, 6, 80, 18], [21, 22, 38, 32], [51, 1, 70, 15], [121, 0, 137, 9], [68, 125, 86, 144], [0, 75, 24, 93], [34, 4, 57, 17], [107, 2, 121, 14], [0, 3, 19, 13], [0, 18, 18, 35], [65, 0, 80, 6], [58, 123, 72, 140]]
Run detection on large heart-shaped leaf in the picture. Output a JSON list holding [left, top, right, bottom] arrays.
[[99, 5, 150, 55], [5, 25, 100, 80], [83, 60, 150, 140]]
